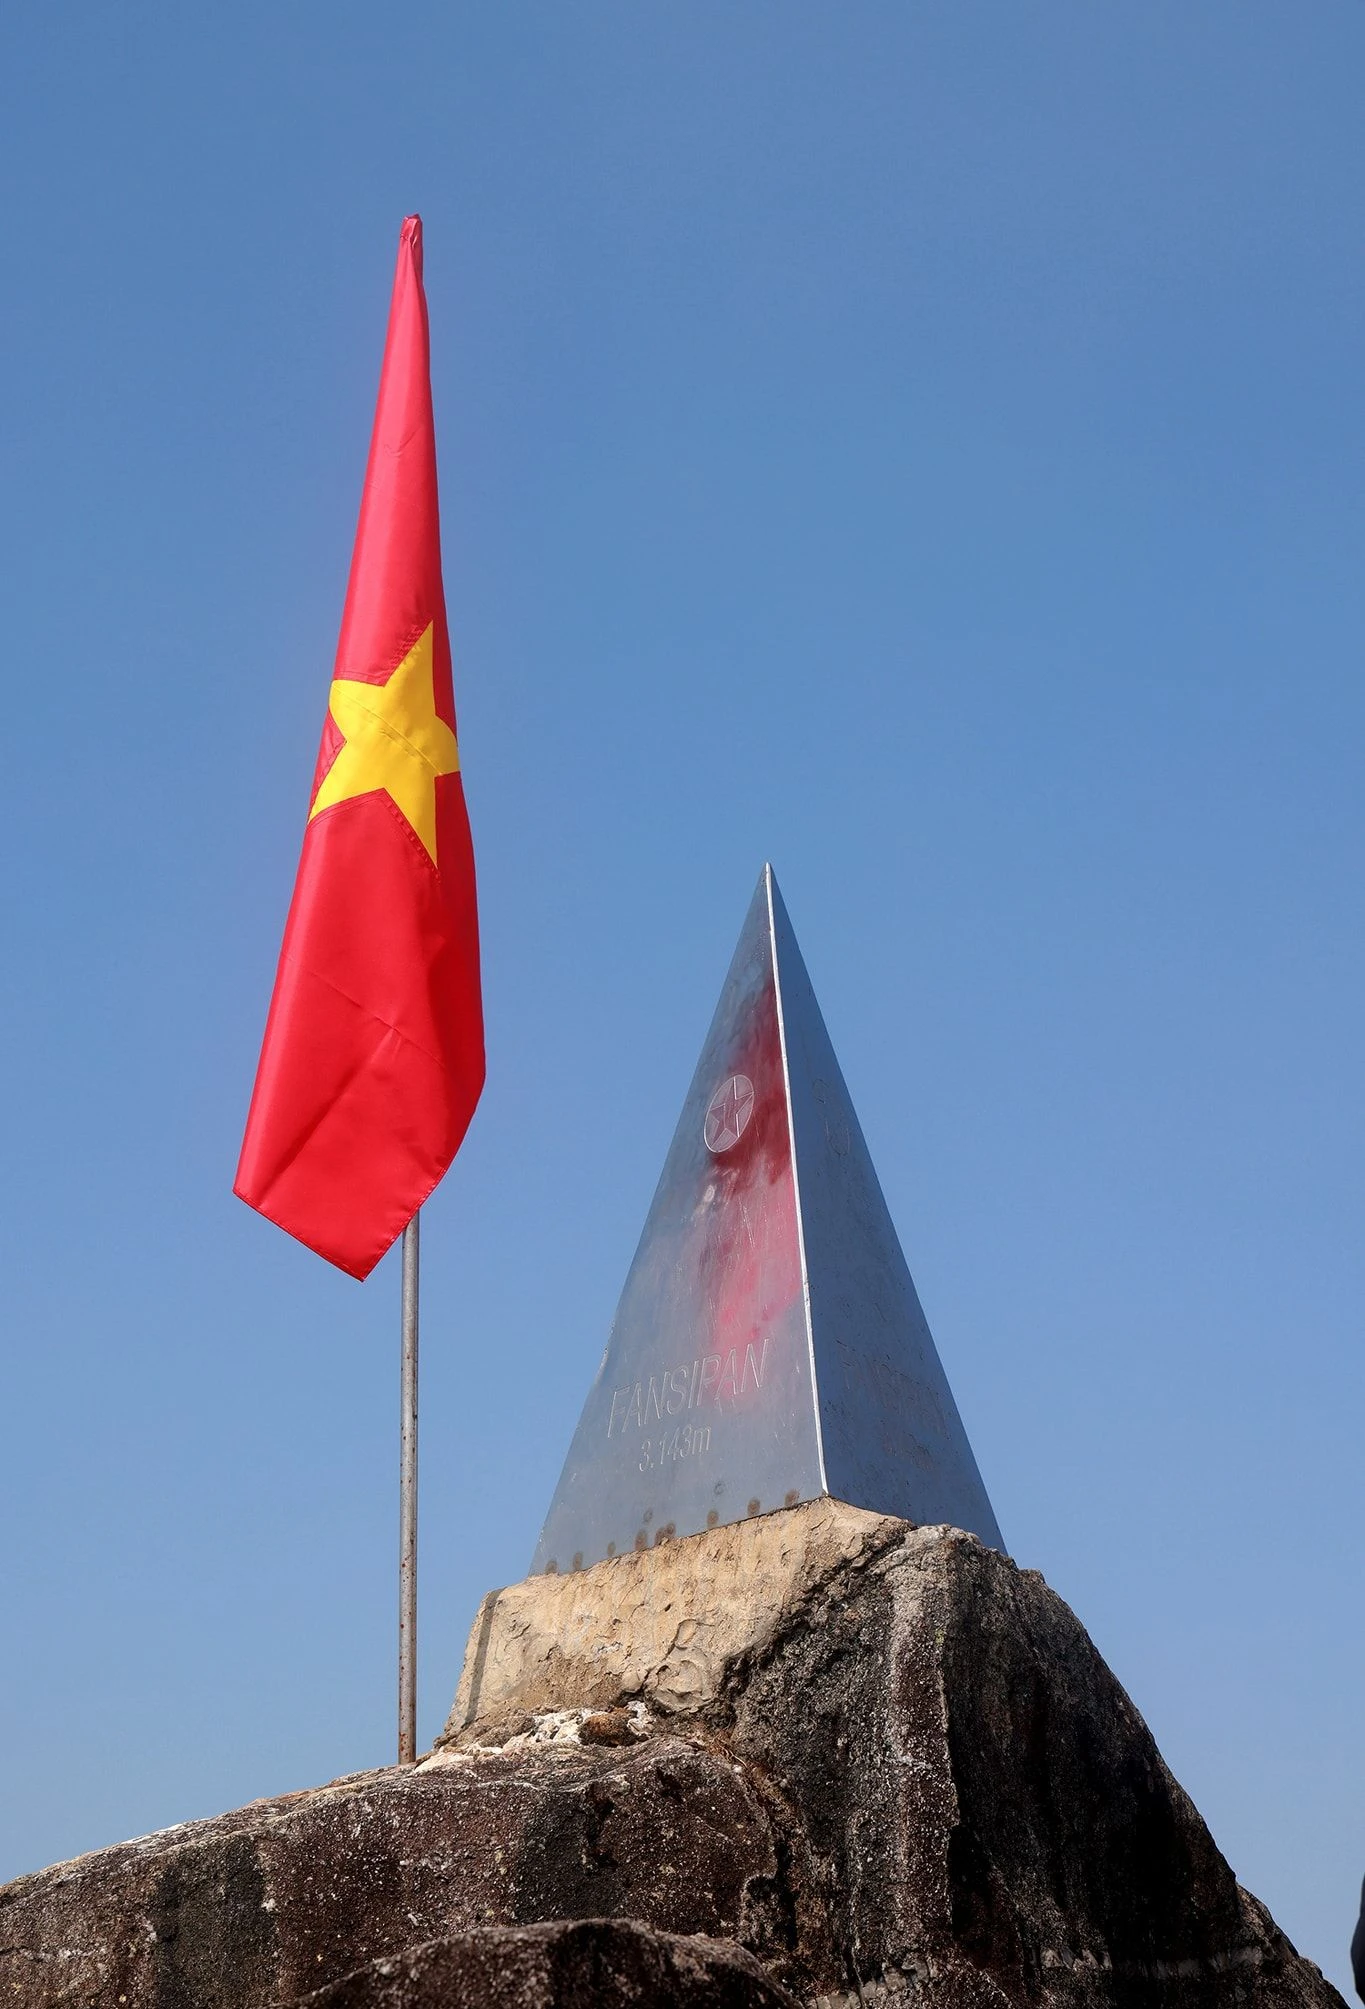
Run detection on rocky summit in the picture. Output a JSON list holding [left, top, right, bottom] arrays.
[[0, 1510, 1344, 2008]]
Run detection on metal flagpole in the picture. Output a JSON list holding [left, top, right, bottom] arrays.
[[398, 1211, 420, 1764]]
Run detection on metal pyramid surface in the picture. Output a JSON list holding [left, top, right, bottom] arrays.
[[530, 867, 1003, 1574]]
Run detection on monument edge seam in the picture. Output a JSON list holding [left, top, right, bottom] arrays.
[[766, 863, 828, 1500]]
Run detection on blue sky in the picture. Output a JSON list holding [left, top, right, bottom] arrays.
[[1, 2, 1362, 1992]]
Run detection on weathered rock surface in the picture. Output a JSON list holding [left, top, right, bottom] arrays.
[[449, 1497, 904, 1729], [0, 1738, 782, 2006], [291, 1919, 800, 2007], [0, 1515, 1344, 2008]]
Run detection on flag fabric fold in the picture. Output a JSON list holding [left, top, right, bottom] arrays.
[[235, 216, 484, 1280]]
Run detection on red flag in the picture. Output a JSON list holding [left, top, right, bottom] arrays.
[[235, 217, 484, 1280]]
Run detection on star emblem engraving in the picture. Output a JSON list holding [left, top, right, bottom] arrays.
[[704, 1073, 755, 1154]]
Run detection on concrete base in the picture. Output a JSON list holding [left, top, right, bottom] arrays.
[[442, 1498, 906, 1740]]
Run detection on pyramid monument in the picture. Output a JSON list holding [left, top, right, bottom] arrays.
[[531, 866, 1002, 1574]]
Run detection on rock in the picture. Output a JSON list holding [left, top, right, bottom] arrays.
[[577, 1709, 638, 1747], [720, 1522, 1342, 2007], [288, 1919, 800, 2007], [0, 1738, 781, 2008], [0, 1515, 1345, 2007], [448, 1497, 904, 1731]]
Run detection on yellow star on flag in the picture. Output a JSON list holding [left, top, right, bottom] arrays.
[[309, 623, 459, 865]]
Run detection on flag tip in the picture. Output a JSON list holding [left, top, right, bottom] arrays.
[[399, 214, 423, 274]]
